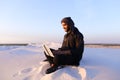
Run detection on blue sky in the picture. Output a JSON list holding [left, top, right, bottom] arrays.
[[0, 0, 120, 43]]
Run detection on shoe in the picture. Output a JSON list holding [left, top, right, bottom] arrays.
[[45, 66, 58, 74]]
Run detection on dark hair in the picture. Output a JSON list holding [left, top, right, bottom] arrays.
[[61, 17, 74, 26]]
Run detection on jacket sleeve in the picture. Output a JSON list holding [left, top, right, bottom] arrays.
[[58, 47, 69, 50], [53, 49, 71, 55]]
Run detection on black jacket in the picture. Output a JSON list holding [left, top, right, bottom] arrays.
[[53, 26, 84, 62]]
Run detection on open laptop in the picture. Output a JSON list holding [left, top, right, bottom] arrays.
[[43, 44, 54, 57]]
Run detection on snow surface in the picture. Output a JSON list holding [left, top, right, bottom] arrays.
[[0, 42, 120, 80]]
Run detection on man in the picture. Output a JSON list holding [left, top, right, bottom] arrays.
[[44, 17, 84, 74]]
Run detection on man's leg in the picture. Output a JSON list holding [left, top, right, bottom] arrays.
[[45, 54, 63, 74], [44, 51, 54, 65], [45, 54, 68, 74], [53, 54, 79, 66]]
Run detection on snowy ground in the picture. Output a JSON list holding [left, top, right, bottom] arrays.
[[0, 42, 120, 80]]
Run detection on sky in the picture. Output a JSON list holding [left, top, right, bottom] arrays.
[[0, 0, 120, 43]]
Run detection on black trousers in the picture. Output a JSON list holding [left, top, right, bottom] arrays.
[[44, 49, 79, 66]]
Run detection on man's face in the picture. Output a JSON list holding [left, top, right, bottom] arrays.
[[61, 22, 69, 32]]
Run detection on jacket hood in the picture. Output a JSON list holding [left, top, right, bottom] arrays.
[[61, 17, 75, 33]]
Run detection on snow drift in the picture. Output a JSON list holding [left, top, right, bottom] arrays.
[[0, 42, 120, 80]]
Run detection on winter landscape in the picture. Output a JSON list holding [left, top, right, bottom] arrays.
[[0, 42, 120, 80], [1, 0, 120, 80]]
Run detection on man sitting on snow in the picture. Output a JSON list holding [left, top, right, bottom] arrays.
[[44, 17, 84, 74]]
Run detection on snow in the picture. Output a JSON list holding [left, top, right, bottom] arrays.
[[0, 42, 120, 80]]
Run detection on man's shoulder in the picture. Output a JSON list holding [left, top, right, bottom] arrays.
[[73, 27, 84, 38], [73, 27, 81, 34]]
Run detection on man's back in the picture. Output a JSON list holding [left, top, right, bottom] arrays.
[[61, 26, 84, 60]]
